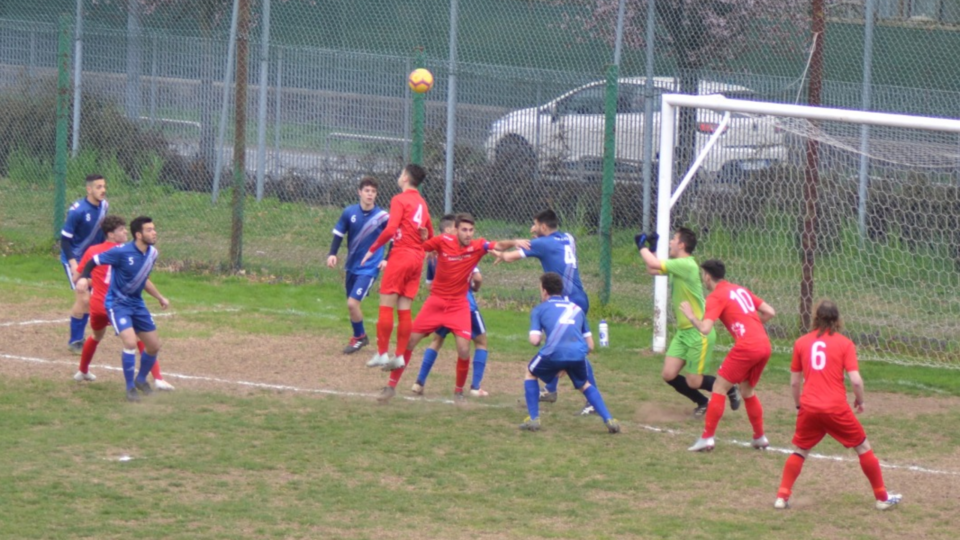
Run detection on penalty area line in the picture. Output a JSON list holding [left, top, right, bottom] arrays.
[[0, 308, 242, 328]]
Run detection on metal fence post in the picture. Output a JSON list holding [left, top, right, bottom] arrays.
[[411, 49, 425, 166], [56, 15, 71, 239], [71, 0, 83, 157], [255, 0, 271, 202]]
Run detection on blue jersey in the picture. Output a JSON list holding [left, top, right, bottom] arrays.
[[530, 296, 592, 361], [94, 242, 158, 308], [333, 204, 389, 276], [426, 258, 479, 311], [60, 197, 109, 262], [520, 231, 587, 309]]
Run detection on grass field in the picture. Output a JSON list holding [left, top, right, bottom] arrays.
[[1, 254, 959, 539]]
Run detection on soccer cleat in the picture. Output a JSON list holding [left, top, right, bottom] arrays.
[[605, 418, 621, 434], [774, 498, 790, 510], [693, 404, 708, 418], [154, 379, 175, 391], [875, 493, 902, 511], [68, 341, 84, 355], [539, 389, 558, 403], [519, 417, 541, 431], [126, 387, 141, 403], [751, 435, 770, 450], [380, 354, 405, 372], [688, 436, 716, 452], [469, 388, 489, 398], [453, 390, 465, 403], [342, 335, 369, 355], [411, 383, 424, 396], [73, 370, 96, 382], [579, 404, 596, 416], [728, 384, 742, 411], [134, 379, 153, 397], [366, 352, 389, 369], [376, 386, 396, 403]]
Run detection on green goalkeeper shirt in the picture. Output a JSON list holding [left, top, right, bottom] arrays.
[[661, 256, 706, 331]]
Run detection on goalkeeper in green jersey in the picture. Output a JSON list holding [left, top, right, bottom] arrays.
[[635, 227, 741, 417]]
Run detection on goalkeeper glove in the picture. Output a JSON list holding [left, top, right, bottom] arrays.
[[647, 233, 659, 252], [634, 233, 647, 251]]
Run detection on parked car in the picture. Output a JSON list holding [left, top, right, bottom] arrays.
[[484, 77, 786, 181]]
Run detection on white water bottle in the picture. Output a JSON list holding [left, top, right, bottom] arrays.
[[598, 319, 609, 347]]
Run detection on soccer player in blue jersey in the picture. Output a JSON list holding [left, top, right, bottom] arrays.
[[78, 216, 168, 402], [61, 174, 109, 354], [520, 272, 620, 433], [496, 209, 599, 414], [411, 214, 490, 397], [327, 177, 390, 354]]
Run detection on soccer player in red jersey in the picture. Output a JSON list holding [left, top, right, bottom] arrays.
[[375, 213, 524, 403], [679, 259, 776, 452], [360, 164, 433, 371], [774, 300, 901, 511], [73, 215, 173, 389]]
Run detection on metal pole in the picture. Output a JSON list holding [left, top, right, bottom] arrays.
[[402, 57, 411, 164], [857, 0, 877, 242], [125, 0, 143, 119], [212, 0, 241, 204], [230, 0, 251, 271], [255, 0, 271, 202], [442, 0, 459, 214], [801, 0, 825, 333], [613, 0, 626, 66], [273, 47, 283, 175], [599, 0, 626, 306], [641, 0, 656, 232], [411, 50, 426, 166], [653, 95, 674, 353], [56, 15, 71, 238], [70, 0, 83, 157], [149, 34, 158, 125]]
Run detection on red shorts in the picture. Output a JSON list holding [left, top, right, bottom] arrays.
[[792, 406, 866, 450], [90, 309, 110, 332], [379, 251, 424, 298], [412, 296, 471, 339], [717, 344, 771, 387]]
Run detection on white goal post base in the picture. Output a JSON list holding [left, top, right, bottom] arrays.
[[652, 94, 960, 354]]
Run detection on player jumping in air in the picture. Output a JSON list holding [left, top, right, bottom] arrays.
[[327, 176, 390, 355], [680, 259, 776, 452], [774, 300, 901, 511]]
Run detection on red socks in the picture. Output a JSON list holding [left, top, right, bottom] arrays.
[[79, 337, 99, 373], [743, 394, 765, 439], [377, 306, 395, 355], [395, 310, 412, 358], [454, 358, 469, 393], [858, 450, 888, 501], [702, 393, 726, 438], [777, 453, 805, 500], [387, 350, 412, 388]]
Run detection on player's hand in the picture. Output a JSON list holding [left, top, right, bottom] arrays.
[[74, 276, 88, 289], [634, 233, 648, 251], [158, 296, 170, 310], [678, 301, 694, 319], [360, 251, 372, 266], [419, 227, 429, 241], [492, 250, 505, 265], [647, 233, 659, 252], [514, 239, 531, 251], [326, 255, 338, 269], [854, 400, 864, 414], [377, 260, 388, 270]]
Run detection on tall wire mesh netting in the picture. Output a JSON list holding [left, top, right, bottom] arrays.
[[1, 0, 959, 365]]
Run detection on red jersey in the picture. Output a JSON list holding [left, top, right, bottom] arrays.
[[792, 330, 859, 413], [369, 189, 432, 254], [78, 241, 122, 310], [704, 280, 769, 348], [423, 235, 493, 300]]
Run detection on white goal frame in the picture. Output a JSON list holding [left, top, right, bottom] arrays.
[[653, 94, 960, 353]]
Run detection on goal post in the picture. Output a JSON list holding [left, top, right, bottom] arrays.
[[653, 93, 960, 367]]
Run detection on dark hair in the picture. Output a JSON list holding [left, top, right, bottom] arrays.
[[700, 259, 726, 280], [533, 209, 559, 230], [358, 176, 378, 190], [812, 300, 843, 336], [540, 272, 564, 296], [85, 174, 104, 184], [455, 213, 475, 227], [403, 164, 427, 187], [677, 227, 697, 254], [439, 213, 457, 231], [101, 215, 126, 236], [130, 216, 153, 239]]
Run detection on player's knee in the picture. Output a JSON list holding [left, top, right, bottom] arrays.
[[577, 381, 591, 392]]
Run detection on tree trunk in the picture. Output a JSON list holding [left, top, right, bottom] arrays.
[[229, 0, 250, 271]]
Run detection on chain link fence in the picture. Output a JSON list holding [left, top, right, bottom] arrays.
[[1, 0, 959, 364]]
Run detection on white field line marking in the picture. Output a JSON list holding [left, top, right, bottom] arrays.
[[0, 308, 241, 327], [1, 350, 958, 477]]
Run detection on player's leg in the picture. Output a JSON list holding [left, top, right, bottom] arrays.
[[520, 355, 552, 431], [344, 273, 373, 354], [111, 307, 141, 402], [739, 351, 771, 448], [571, 363, 619, 433], [776, 409, 825, 508], [775, 445, 812, 509], [378, 331, 426, 402], [67, 271, 91, 353], [132, 306, 160, 396], [469, 320, 489, 397], [413, 331, 445, 394], [453, 335, 472, 399], [76, 311, 109, 382], [828, 409, 899, 508], [664, 330, 710, 414], [688, 358, 739, 451]]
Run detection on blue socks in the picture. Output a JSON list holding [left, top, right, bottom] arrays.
[[121, 349, 137, 389], [416, 348, 439, 386], [351, 320, 365, 338], [524, 379, 540, 420], [586, 358, 598, 389], [137, 352, 157, 384], [69, 315, 88, 344], [471, 349, 488, 390], [583, 386, 612, 422]]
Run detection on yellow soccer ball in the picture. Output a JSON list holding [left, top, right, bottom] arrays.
[[408, 68, 434, 94]]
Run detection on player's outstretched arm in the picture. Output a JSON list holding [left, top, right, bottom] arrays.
[[679, 300, 714, 336], [144, 279, 170, 310], [528, 331, 543, 346], [757, 301, 776, 324], [848, 370, 865, 413]]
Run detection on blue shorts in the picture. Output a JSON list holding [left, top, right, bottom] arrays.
[[107, 301, 156, 335], [528, 354, 589, 390], [345, 272, 377, 301], [566, 293, 589, 315], [436, 310, 485, 340], [61, 259, 77, 291]]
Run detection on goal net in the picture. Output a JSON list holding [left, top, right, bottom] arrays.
[[654, 94, 960, 368]]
